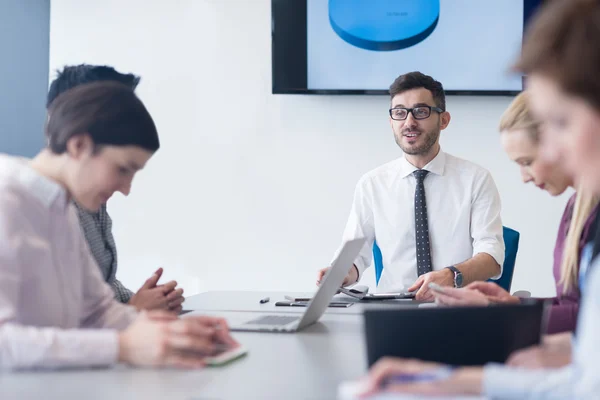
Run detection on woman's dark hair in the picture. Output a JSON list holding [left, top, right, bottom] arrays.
[[47, 64, 140, 108], [45, 81, 159, 153]]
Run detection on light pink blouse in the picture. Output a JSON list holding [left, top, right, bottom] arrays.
[[0, 155, 137, 370]]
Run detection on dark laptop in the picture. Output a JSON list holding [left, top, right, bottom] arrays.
[[364, 299, 547, 366]]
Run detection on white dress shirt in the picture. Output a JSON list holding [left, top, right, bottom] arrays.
[[338, 150, 505, 292], [0, 155, 137, 370], [483, 257, 600, 399]]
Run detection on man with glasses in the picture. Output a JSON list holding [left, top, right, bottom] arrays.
[[318, 71, 504, 300]]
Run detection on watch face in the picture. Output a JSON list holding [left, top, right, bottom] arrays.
[[455, 273, 463, 288]]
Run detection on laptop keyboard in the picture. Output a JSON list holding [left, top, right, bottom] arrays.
[[245, 315, 298, 326]]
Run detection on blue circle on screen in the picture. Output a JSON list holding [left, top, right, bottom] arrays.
[[329, 0, 440, 51]]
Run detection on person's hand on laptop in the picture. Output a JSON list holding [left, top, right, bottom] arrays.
[[129, 267, 185, 313], [118, 311, 239, 368], [316, 264, 358, 287], [407, 270, 454, 301]]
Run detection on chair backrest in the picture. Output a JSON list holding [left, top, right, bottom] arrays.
[[372, 226, 520, 290], [488, 226, 520, 292], [373, 240, 384, 285]]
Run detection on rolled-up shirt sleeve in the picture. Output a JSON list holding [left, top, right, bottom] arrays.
[[335, 175, 375, 281], [471, 170, 505, 278]]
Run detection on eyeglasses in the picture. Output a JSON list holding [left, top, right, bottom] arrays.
[[389, 106, 444, 121]]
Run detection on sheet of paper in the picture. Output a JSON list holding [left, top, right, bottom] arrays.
[[338, 380, 486, 400]]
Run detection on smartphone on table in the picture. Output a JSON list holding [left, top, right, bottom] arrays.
[[203, 345, 248, 366]]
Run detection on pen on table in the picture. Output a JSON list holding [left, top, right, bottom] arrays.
[[259, 296, 270, 304]]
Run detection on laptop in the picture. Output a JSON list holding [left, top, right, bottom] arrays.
[[364, 299, 547, 366], [228, 237, 366, 333]]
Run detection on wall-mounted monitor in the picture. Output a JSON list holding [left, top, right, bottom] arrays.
[[272, 0, 545, 95]]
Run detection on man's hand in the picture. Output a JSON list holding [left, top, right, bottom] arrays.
[[118, 311, 239, 369], [408, 269, 454, 301], [165, 287, 185, 314], [463, 282, 520, 304], [316, 264, 358, 287], [129, 268, 185, 313]]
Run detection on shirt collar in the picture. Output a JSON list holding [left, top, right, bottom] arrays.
[[15, 159, 70, 211], [399, 149, 446, 178]]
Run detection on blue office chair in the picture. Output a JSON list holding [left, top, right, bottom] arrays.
[[372, 226, 520, 292], [488, 226, 520, 292]]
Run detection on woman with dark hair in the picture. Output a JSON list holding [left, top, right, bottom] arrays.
[[46, 64, 185, 313], [0, 81, 238, 370]]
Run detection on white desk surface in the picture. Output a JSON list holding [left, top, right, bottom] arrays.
[[184, 290, 425, 315], [2, 291, 407, 400]]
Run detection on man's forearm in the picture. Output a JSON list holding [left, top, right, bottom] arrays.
[[350, 264, 359, 285], [455, 253, 501, 286]]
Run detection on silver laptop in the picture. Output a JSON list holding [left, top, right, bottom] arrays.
[[229, 237, 366, 333]]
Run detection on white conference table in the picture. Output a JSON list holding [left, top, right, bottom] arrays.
[[183, 290, 425, 315], [0, 291, 426, 400]]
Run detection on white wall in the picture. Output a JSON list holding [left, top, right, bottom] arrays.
[[49, 0, 568, 297]]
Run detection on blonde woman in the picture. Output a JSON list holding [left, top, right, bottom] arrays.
[[432, 91, 599, 335]]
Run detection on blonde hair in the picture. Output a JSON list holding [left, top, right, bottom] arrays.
[[499, 92, 599, 293], [560, 186, 599, 293], [498, 92, 540, 143]]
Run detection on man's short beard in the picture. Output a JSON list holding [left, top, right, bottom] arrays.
[[395, 128, 440, 155]]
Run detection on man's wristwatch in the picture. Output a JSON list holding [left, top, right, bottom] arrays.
[[446, 266, 463, 288]]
